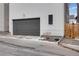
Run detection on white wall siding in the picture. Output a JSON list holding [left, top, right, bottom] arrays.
[[4, 3, 9, 32], [9, 3, 64, 36], [0, 3, 9, 32], [0, 4, 4, 31]]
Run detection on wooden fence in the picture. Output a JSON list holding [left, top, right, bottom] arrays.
[[64, 23, 79, 39]]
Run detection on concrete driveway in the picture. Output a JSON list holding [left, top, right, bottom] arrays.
[[0, 36, 79, 56]]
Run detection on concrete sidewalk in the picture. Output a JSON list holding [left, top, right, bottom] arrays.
[[59, 39, 79, 52]]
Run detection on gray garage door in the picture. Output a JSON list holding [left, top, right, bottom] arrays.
[[13, 18, 40, 36]]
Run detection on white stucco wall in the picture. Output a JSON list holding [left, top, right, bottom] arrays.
[[9, 3, 64, 36], [0, 3, 9, 32], [4, 3, 9, 32], [0, 3, 5, 31]]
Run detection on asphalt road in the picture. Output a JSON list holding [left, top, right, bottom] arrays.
[[0, 38, 79, 56]]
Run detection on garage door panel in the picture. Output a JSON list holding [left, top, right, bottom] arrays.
[[13, 18, 40, 36]]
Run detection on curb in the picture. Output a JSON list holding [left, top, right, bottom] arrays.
[[59, 43, 79, 52]]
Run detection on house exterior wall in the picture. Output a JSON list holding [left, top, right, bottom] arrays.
[[9, 3, 64, 36], [0, 3, 5, 31], [4, 3, 9, 32], [0, 3, 9, 32]]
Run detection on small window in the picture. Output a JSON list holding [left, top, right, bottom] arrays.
[[48, 14, 53, 24]]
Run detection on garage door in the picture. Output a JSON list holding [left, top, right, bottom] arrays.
[[13, 18, 40, 36]]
